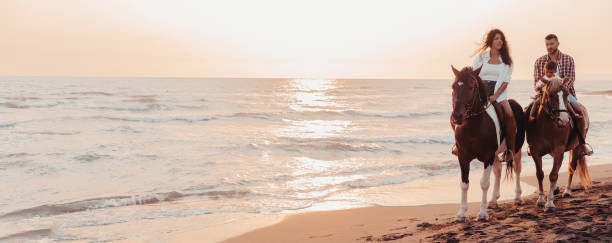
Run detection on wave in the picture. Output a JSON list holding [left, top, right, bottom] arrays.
[[0, 102, 63, 109], [228, 112, 276, 120], [125, 95, 157, 103], [273, 140, 385, 153], [0, 115, 213, 127], [343, 110, 445, 119], [0, 122, 16, 128], [88, 104, 170, 112], [103, 125, 142, 134], [3, 96, 41, 101], [176, 104, 207, 109], [94, 115, 213, 123], [0, 228, 53, 242], [0, 152, 34, 158], [17, 131, 80, 136], [345, 174, 418, 189], [290, 110, 444, 119], [365, 136, 453, 145], [0, 190, 256, 220], [274, 135, 453, 147], [263, 136, 453, 154], [0, 102, 19, 108], [73, 153, 111, 163], [69, 91, 113, 96], [222, 110, 444, 121]]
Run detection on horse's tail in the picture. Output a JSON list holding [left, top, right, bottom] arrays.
[[505, 99, 525, 180], [571, 154, 592, 190]]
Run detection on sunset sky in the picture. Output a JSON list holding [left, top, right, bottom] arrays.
[[1, 0, 611, 80]]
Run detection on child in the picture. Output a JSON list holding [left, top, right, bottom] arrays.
[[529, 61, 582, 121]]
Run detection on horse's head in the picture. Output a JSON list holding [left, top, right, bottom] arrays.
[[538, 78, 571, 128], [450, 65, 485, 125]]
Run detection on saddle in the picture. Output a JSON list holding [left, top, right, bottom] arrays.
[[525, 101, 592, 156]]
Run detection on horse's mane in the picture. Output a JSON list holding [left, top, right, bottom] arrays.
[[538, 77, 565, 116], [545, 77, 564, 94], [457, 67, 488, 105]]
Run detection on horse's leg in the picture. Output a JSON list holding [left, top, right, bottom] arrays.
[[514, 148, 523, 205], [545, 152, 564, 212], [450, 118, 458, 155], [564, 150, 578, 197], [573, 104, 593, 156], [489, 157, 502, 208], [478, 161, 493, 221], [533, 154, 546, 207], [456, 158, 470, 222]]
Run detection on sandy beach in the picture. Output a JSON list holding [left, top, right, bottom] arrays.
[[3, 1, 612, 242], [170, 163, 612, 243]]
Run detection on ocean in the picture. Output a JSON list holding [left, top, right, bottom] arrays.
[[1, 76, 611, 242]]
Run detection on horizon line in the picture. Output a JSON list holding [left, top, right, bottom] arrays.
[[2, 74, 611, 81]]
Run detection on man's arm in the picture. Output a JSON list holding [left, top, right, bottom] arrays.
[[567, 56, 576, 94], [534, 59, 542, 86]]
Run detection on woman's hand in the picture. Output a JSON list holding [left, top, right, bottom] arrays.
[[488, 96, 496, 103]]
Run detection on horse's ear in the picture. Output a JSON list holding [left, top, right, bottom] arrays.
[[451, 65, 460, 77], [473, 65, 482, 76]]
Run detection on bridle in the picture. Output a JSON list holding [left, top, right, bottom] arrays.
[[456, 76, 490, 120], [539, 86, 569, 120]]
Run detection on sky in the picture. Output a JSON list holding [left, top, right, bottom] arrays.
[[1, 0, 611, 80]]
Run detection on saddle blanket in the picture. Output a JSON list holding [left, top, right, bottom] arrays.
[[485, 103, 501, 147]]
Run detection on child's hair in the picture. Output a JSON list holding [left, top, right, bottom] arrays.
[[545, 60, 557, 71]]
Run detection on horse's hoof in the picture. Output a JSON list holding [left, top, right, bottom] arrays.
[[536, 199, 546, 207], [553, 187, 561, 195], [545, 201, 555, 212], [477, 213, 488, 222], [455, 215, 466, 222], [563, 192, 572, 198], [488, 202, 498, 209], [514, 198, 523, 206]]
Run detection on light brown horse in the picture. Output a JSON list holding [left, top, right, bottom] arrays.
[[450, 66, 526, 221], [526, 77, 591, 212]]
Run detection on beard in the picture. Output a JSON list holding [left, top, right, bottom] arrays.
[[547, 48, 558, 55]]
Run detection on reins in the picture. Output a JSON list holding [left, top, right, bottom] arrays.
[[463, 77, 490, 119], [539, 85, 570, 120]]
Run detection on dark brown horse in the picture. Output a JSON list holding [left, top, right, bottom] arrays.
[[450, 66, 526, 221], [526, 77, 591, 212]]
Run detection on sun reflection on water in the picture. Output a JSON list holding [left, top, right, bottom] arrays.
[[285, 78, 346, 112], [276, 119, 352, 139], [277, 78, 352, 139], [275, 79, 359, 205]]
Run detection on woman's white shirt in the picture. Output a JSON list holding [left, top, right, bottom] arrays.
[[472, 50, 514, 102]]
